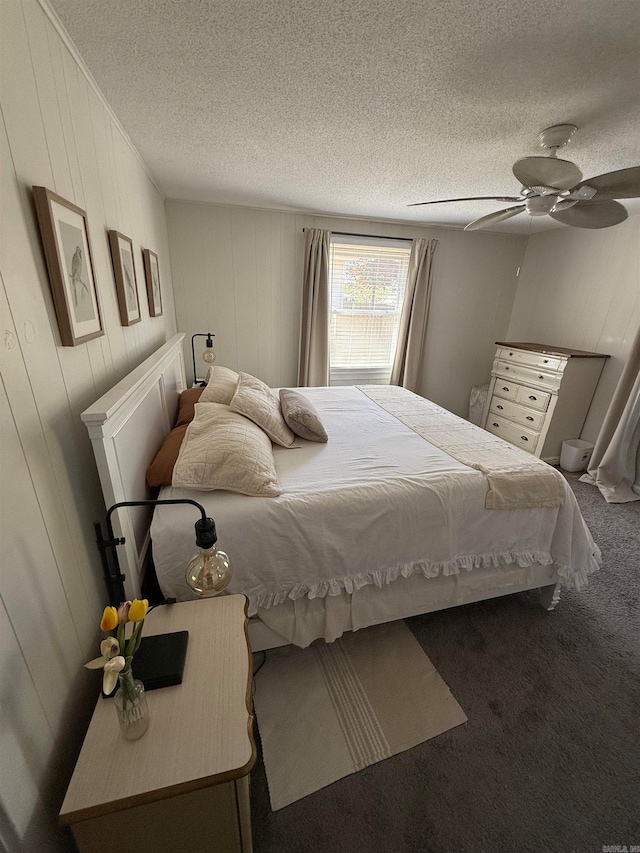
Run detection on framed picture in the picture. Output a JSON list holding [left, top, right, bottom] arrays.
[[142, 248, 163, 317], [32, 186, 104, 346], [108, 230, 141, 326]]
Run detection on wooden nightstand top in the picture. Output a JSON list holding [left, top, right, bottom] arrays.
[[60, 596, 255, 825]]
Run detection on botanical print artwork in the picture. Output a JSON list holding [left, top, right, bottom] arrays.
[[121, 245, 137, 313], [143, 248, 162, 316], [59, 221, 96, 324], [151, 257, 161, 312], [108, 230, 140, 326]]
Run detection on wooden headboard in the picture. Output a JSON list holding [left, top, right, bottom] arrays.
[[81, 334, 186, 599]]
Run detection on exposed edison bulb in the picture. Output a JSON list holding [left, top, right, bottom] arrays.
[[185, 544, 232, 597], [202, 335, 216, 364], [185, 516, 232, 597]]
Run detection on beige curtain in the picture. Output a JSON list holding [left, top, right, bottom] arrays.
[[580, 322, 640, 503], [390, 238, 438, 392], [298, 229, 330, 387]]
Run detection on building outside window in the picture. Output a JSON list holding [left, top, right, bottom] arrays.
[[329, 236, 411, 385]]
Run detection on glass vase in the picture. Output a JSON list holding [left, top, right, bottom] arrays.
[[114, 666, 149, 740]]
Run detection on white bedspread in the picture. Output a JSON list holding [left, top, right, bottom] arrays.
[[152, 386, 601, 616]]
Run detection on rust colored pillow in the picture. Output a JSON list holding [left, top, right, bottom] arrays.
[[146, 424, 189, 488], [175, 386, 204, 427]]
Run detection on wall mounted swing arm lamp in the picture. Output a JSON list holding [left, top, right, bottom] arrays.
[[191, 332, 216, 386], [95, 499, 232, 606]]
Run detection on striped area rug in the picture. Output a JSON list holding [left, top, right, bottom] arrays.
[[253, 620, 467, 810]]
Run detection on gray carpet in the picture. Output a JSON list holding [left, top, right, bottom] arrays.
[[250, 472, 640, 853]]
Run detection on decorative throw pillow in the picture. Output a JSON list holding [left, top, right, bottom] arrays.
[[172, 403, 281, 496], [229, 373, 295, 448], [175, 386, 204, 427], [199, 366, 240, 405], [146, 424, 189, 488], [279, 389, 328, 442]]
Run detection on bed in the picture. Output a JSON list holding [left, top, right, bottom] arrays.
[[81, 334, 601, 651]]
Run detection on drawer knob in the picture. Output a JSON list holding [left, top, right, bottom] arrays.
[[543, 359, 549, 363], [526, 416, 534, 421], [509, 352, 513, 356], [492, 422, 499, 427], [521, 436, 528, 441], [529, 395, 537, 400], [505, 366, 510, 370], [503, 386, 510, 391], [497, 405, 504, 410], [538, 374, 544, 379]]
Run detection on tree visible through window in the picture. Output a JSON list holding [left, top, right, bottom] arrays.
[[329, 237, 411, 385]]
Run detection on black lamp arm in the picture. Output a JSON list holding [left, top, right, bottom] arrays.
[[96, 499, 209, 606], [191, 332, 215, 386]]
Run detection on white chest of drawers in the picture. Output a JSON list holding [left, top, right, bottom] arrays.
[[481, 342, 609, 462]]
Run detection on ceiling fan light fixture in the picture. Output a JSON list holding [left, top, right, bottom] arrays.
[[525, 195, 558, 216]]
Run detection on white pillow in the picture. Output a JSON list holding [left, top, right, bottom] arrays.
[[279, 388, 328, 442], [172, 403, 281, 496], [229, 373, 295, 448], [200, 366, 239, 404]]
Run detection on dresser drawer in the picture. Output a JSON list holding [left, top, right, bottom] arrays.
[[497, 347, 563, 372], [493, 381, 551, 412], [489, 398, 545, 430], [515, 385, 551, 411], [486, 416, 539, 453], [494, 361, 562, 390]]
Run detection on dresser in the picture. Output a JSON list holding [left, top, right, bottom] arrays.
[[60, 596, 255, 853], [481, 342, 609, 462]]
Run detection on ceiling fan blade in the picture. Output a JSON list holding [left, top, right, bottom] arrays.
[[464, 205, 526, 232], [513, 156, 582, 191], [408, 196, 521, 207], [549, 199, 628, 229], [574, 166, 640, 199]]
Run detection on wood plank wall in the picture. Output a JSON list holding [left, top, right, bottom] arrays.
[[166, 201, 526, 417], [507, 218, 640, 442], [0, 2, 176, 849]]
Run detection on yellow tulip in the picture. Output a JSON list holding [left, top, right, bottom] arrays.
[[128, 599, 148, 622], [100, 606, 118, 632]]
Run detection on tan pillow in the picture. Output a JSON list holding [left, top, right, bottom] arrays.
[[175, 386, 204, 427], [172, 403, 281, 496], [200, 366, 239, 404], [146, 424, 189, 488], [279, 389, 328, 442], [229, 373, 295, 448]]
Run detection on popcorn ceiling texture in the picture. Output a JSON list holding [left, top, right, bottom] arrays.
[[50, 0, 640, 232]]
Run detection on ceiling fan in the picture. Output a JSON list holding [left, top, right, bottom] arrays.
[[409, 124, 640, 231]]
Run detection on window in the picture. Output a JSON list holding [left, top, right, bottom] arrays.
[[329, 236, 411, 385]]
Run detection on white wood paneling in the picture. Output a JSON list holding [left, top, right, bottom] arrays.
[[167, 201, 525, 415], [0, 1, 176, 849], [507, 217, 640, 442]]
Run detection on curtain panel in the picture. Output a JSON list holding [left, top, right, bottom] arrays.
[[580, 322, 640, 503], [298, 229, 330, 387], [390, 238, 439, 392]]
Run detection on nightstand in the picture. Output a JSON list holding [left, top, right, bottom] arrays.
[[60, 596, 255, 853]]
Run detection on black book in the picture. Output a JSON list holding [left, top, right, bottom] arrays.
[[103, 631, 189, 697]]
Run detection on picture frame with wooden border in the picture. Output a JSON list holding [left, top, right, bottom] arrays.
[[108, 230, 141, 326], [32, 186, 104, 346], [142, 248, 163, 317]]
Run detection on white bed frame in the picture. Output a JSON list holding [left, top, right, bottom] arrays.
[[81, 334, 561, 652]]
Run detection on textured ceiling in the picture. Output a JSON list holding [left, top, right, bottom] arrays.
[[50, 0, 640, 233]]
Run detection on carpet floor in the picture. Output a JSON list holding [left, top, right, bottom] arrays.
[[250, 472, 640, 853]]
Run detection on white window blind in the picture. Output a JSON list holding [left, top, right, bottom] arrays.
[[329, 236, 411, 386]]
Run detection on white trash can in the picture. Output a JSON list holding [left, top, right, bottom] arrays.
[[560, 439, 594, 472]]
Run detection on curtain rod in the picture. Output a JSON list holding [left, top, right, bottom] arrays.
[[302, 228, 414, 242]]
